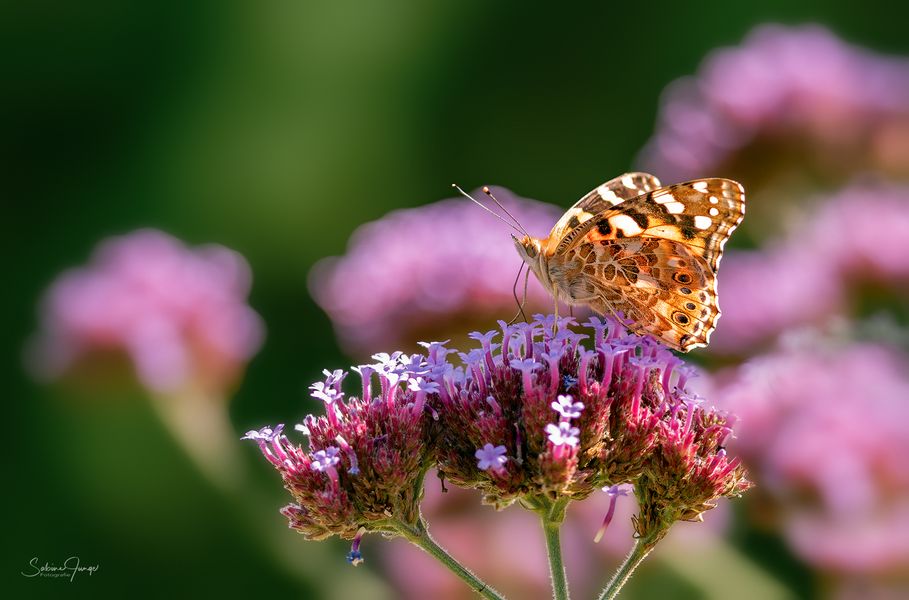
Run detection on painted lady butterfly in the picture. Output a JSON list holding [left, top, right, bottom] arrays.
[[458, 173, 745, 352]]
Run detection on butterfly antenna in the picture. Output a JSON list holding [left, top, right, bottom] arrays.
[[483, 186, 530, 237], [452, 184, 525, 235]]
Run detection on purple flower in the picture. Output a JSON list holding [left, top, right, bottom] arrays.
[[551, 394, 584, 420], [242, 426, 280, 442], [311, 447, 341, 472], [475, 444, 508, 473], [26, 229, 264, 394], [546, 422, 581, 447], [594, 485, 632, 543], [307, 188, 565, 356], [248, 314, 751, 568], [243, 355, 435, 547], [309, 381, 343, 405], [427, 314, 748, 511]]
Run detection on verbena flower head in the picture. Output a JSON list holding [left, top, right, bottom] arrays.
[[637, 24, 909, 238], [27, 229, 264, 394], [308, 188, 563, 356], [633, 401, 751, 542], [244, 355, 434, 546], [427, 315, 751, 514], [248, 314, 751, 572]]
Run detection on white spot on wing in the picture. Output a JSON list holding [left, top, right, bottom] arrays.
[[609, 214, 644, 236], [708, 207, 720, 216], [693, 181, 709, 192], [664, 201, 685, 214], [693, 215, 712, 230], [709, 196, 719, 204], [621, 175, 636, 189], [596, 185, 624, 205]]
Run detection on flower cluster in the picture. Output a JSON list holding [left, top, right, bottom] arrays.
[[247, 315, 750, 564], [244, 357, 435, 546], [27, 229, 264, 395], [308, 187, 563, 356], [427, 315, 750, 520], [634, 403, 749, 543]]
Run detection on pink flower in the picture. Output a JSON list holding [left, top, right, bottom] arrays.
[[308, 187, 563, 357], [27, 229, 264, 395], [639, 24, 909, 184], [245, 355, 433, 546], [637, 24, 909, 243], [430, 315, 748, 515], [717, 342, 909, 574]]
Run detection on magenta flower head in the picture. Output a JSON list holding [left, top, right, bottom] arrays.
[[244, 354, 434, 561], [27, 229, 264, 395], [308, 188, 563, 357], [637, 24, 909, 237], [427, 315, 751, 523], [249, 316, 750, 597], [634, 401, 751, 544]]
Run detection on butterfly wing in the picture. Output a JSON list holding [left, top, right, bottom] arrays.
[[548, 178, 745, 351], [544, 172, 662, 253], [561, 238, 718, 350]]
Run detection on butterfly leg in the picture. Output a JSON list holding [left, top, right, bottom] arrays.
[[552, 293, 560, 334], [508, 264, 531, 325]]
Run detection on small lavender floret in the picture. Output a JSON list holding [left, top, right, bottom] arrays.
[[546, 422, 581, 447], [475, 444, 508, 473], [551, 394, 584, 420]]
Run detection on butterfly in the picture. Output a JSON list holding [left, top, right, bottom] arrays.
[[458, 173, 745, 352]]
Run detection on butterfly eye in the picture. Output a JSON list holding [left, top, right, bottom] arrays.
[[524, 242, 538, 258]]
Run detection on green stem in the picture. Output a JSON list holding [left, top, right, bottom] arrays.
[[541, 516, 570, 600], [394, 519, 506, 600], [597, 538, 655, 600]]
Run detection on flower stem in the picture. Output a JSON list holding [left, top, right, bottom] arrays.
[[394, 519, 505, 600], [541, 516, 570, 600], [597, 538, 655, 600]]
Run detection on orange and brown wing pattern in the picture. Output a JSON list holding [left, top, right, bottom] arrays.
[[551, 179, 744, 271], [574, 238, 720, 350], [569, 179, 744, 271], [544, 172, 662, 253], [543, 178, 744, 352]]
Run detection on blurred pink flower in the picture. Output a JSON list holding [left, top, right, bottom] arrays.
[[638, 24, 909, 241], [717, 341, 909, 574], [28, 229, 265, 395], [308, 187, 563, 357], [639, 23, 909, 184], [807, 181, 909, 283], [711, 181, 909, 354]]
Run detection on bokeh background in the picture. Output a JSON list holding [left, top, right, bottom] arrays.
[[5, 1, 909, 598]]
